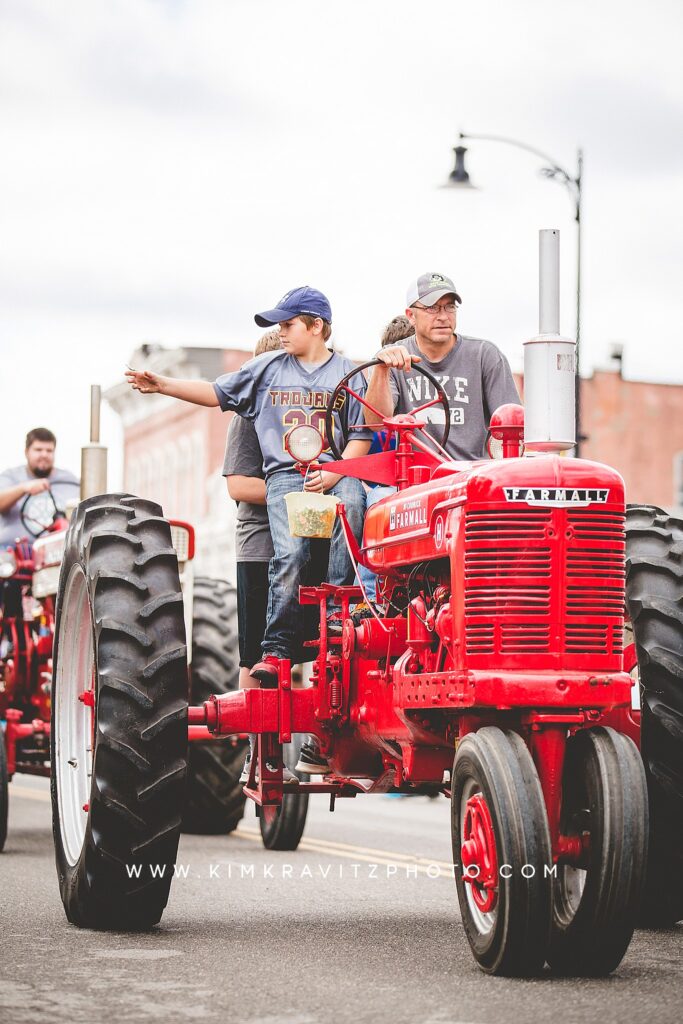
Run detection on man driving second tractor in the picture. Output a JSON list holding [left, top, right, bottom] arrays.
[[0, 428, 80, 548]]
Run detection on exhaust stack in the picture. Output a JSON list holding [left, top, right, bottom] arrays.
[[523, 229, 576, 452], [80, 385, 108, 499]]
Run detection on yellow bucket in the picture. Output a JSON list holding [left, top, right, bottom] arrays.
[[285, 491, 339, 539]]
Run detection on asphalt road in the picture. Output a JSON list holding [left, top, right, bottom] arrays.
[[1, 775, 682, 1024]]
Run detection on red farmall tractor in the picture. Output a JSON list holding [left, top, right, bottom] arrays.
[[0, 392, 247, 852], [49, 233, 682, 977], [0, 489, 72, 851]]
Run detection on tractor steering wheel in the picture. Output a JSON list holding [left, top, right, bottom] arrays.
[[20, 488, 59, 539], [324, 358, 451, 462]]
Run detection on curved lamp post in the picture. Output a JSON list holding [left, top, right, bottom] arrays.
[[446, 133, 584, 456]]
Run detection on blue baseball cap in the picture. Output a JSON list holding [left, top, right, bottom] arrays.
[[254, 285, 332, 327]]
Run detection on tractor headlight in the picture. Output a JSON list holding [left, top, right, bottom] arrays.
[[33, 532, 66, 570], [0, 549, 16, 578], [31, 532, 66, 598], [32, 564, 62, 598], [285, 425, 324, 464], [169, 522, 195, 564], [486, 404, 525, 460]]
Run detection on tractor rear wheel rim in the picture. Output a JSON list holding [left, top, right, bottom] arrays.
[[460, 778, 498, 932], [557, 864, 587, 918], [623, 623, 640, 710], [55, 565, 95, 867], [556, 805, 589, 925]]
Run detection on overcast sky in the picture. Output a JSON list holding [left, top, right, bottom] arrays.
[[1, 0, 682, 483]]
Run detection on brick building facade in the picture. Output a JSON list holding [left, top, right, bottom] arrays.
[[582, 371, 683, 510], [513, 365, 683, 510]]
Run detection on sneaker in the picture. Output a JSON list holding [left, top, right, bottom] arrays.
[[239, 750, 253, 784], [265, 762, 299, 784], [325, 613, 344, 639], [326, 604, 374, 639], [350, 603, 374, 627], [295, 740, 332, 775], [250, 654, 279, 686], [240, 751, 299, 785]]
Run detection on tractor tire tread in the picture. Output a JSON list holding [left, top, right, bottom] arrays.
[[51, 493, 188, 931], [625, 505, 683, 926], [182, 577, 246, 835]]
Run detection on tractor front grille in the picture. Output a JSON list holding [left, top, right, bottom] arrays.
[[464, 505, 625, 665]]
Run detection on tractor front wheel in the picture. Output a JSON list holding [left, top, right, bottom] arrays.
[[51, 494, 188, 930], [625, 505, 683, 926], [452, 727, 552, 976], [548, 726, 648, 976]]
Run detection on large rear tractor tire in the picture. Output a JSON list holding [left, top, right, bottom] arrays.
[[259, 732, 309, 851], [451, 727, 552, 976], [51, 494, 188, 930], [182, 577, 246, 834], [625, 504, 683, 926], [548, 727, 648, 975], [0, 729, 8, 852]]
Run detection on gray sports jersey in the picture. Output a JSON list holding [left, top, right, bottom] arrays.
[[213, 350, 367, 477], [222, 416, 274, 563], [0, 465, 80, 547], [386, 334, 520, 461]]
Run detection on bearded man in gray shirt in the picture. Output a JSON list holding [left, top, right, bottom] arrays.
[[364, 272, 520, 460]]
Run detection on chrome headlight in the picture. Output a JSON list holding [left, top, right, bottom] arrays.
[[33, 532, 66, 570], [31, 532, 66, 598], [169, 522, 195, 564]]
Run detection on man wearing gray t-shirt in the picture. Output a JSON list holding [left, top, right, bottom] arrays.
[[0, 427, 79, 548], [364, 272, 520, 461]]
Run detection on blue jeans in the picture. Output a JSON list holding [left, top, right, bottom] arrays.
[[264, 470, 365, 660], [356, 484, 396, 603]]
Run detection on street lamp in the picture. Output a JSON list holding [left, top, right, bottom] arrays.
[[447, 132, 584, 456]]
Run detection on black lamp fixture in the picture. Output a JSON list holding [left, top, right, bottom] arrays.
[[444, 145, 473, 188], [443, 129, 585, 456]]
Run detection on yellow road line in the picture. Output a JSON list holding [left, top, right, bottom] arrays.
[[10, 789, 455, 878], [254, 829, 454, 869], [235, 829, 455, 877]]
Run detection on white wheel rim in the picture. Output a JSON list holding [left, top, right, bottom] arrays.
[[460, 777, 497, 936], [558, 863, 587, 916], [55, 565, 95, 866]]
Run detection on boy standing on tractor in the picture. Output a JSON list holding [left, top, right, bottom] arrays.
[[126, 286, 369, 774]]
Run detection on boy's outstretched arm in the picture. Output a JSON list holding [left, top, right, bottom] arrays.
[[126, 369, 219, 408]]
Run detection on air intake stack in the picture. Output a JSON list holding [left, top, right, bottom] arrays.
[[80, 385, 108, 499], [523, 229, 577, 452]]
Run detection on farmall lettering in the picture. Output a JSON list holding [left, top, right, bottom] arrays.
[[388, 497, 429, 532], [503, 487, 609, 507]]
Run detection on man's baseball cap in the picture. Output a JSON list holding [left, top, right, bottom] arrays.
[[406, 272, 461, 308], [254, 286, 332, 327]]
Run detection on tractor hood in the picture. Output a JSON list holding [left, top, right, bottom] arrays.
[[362, 455, 625, 573]]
